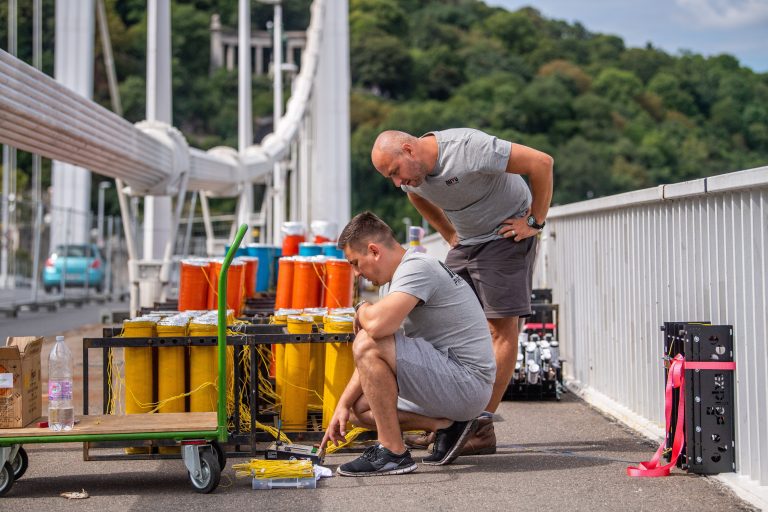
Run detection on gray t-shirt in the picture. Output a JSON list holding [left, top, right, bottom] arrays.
[[402, 127, 531, 245], [380, 251, 496, 383]]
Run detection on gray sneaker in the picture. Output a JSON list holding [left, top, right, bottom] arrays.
[[337, 445, 417, 477]]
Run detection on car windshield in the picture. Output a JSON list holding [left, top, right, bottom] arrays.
[[54, 245, 97, 258]]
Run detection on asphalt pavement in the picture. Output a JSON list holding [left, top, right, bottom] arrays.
[[2, 393, 756, 511], [0, 302, 758, 511]]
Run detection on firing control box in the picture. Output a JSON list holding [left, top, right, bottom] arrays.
[[265, 443, 323, 464]]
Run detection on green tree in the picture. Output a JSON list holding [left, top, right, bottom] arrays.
[[647, 72, 697, 117], [411, 45, 466, 100], [593, 68, 643, 104], [618, 46, 673, 83], [483, 10, 539, 55], [515, 75, 574, 135], [351, 31, 413, 98]]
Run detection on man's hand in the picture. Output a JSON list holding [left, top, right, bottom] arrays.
[[498, 210, 539, 242], [319, 405, 351, 454], [447, 232, 459, 248]]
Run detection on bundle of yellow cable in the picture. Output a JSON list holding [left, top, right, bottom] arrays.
[[252, 340, 281, 408], [232, 458, 313, 479], [323, 426, 371, 454], [233, 346, 291, 442], [225, 317, 252, 431]]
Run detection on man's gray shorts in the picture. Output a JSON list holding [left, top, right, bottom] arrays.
[[395, 331, 492, 422], [446, 235, 537, 318]]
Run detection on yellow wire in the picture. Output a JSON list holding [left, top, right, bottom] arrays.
[[323, 426, 370, 454], [232, 459, 313, 479], [111, 308, 336, 446]]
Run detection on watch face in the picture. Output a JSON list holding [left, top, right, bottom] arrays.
[[527, 216, 535, 227]]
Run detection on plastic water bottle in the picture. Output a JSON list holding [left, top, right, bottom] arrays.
[[48, 335, 74, 431], [407, 226, 427, 253], [549, 339, 561, 369]]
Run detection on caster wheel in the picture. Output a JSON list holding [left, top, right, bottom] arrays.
[[0, 462, 15, 497], [188, 450, 220, 494], [10, 447, 28, 480], [210, 441, 226, 471]]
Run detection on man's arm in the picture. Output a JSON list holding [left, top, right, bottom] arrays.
[[407, 192, 459, 247], [498, 143, 554, 241], [320, 368, 363, 449], [505, 143, 554, 226], [356, 291, 420, 340]]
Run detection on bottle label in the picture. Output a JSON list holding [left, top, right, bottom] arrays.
[[49, 380, 73, 401]]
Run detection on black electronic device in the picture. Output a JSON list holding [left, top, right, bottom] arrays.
[[662, 322, 735, 474], [265, 442, 323, 464], [531, 288, 552, 304]]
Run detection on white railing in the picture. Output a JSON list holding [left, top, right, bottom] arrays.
[[534, 165, 768, 492]]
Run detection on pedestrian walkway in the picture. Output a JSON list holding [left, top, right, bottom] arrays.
[[0, 318, 758, 510], [0, 287, 117, 321], [5, 392, 756, 510]]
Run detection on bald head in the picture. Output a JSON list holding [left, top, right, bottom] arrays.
[[371, 130, 416, 171], [373, 131, 416, 155], [371, 130, 436, 188]]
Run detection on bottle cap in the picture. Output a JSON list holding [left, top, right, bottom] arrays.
[[56, 335, 64, 342]]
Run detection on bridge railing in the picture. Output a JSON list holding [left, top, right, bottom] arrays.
[[0, 0, 327, 197], [533, 165, 768, 488]]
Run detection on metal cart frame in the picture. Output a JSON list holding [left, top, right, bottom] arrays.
[[0, 224, 249, 496]]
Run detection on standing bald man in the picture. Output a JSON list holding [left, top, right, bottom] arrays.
[[371, 128, 553, 455]]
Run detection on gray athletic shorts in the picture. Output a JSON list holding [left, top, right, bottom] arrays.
[[445, 235, 537, 319], [395, 331, 492, 421]]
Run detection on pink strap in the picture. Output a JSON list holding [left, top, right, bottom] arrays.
[[626, 355, 735, 477]]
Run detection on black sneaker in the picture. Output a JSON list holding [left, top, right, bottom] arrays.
[[422, 418, 479, 466], [337, 445, 417, 477]]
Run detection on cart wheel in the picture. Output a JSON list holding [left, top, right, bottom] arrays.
[[210, 441, 226, 471], [0, 462, 15, 497], [10, 447, 28, 480], [188, 450, 220, 494]]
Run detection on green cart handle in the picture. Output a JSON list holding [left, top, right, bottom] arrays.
[[217, 224, 248, 441]]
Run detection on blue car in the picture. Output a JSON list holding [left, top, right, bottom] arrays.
[[42, 244, 105, 293]]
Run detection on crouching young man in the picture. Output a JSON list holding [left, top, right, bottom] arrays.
[[320, 211, 496, 476]]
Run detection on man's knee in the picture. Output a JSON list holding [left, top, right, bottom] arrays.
[[352, 329, 376, 362]]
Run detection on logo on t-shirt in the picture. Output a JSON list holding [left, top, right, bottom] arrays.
[[439, 261, 464, 286], [445, 177, 459, 186]]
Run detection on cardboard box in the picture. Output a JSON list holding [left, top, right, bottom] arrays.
[[0, 336, 43, 428]]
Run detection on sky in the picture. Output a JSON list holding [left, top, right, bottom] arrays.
[[485, 0, 768, 72]]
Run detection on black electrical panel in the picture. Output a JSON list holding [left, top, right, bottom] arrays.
[[530, 289, 552, 304], [662, 322, 735, 474], [505, 289, 563, 401]]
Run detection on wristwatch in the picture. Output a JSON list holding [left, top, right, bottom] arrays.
[[354, 300, 369, 312], [527, 215, 546, 230]]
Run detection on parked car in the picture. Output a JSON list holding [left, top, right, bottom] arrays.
[[42, 244, 105, 293]]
